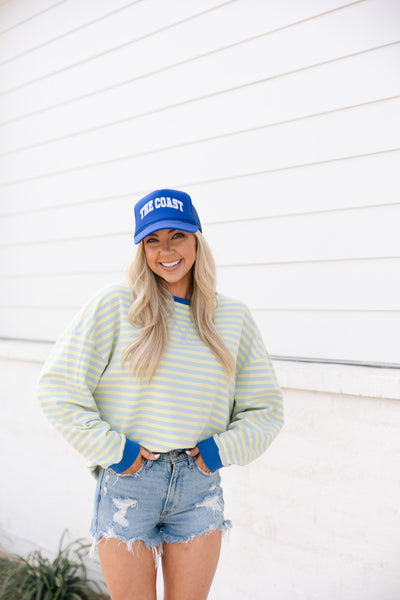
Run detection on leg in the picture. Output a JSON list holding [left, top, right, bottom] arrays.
[[162, 529, 222, 600], [97, 538, 157, 600]]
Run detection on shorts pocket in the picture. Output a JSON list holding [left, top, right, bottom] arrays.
[[110, 458, 151, 478], [194, 459, 214, 477]]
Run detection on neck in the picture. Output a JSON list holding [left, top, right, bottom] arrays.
[[169, 284, 192, 300], [167, 277, 193, 300]]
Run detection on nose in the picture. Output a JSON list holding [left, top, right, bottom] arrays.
[[159, 239, 172, 253]]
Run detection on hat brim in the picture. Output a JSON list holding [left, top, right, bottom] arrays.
[[134, 220, 200, 244]]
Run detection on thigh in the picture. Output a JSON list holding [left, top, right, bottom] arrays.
[[162, 529, 222, 600], [98, 538, 157, 600]]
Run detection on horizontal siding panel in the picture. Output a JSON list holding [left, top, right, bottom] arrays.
[[1, 307, 398, 365], [2, 97, 400, 184], [1, 274, 124, 308], [217, 259, 400, 312], [0, 0, 399, 366], [253, 310, 400, 364], [0, 0, 227, 76], [0, 0, 398, 123], [0, 306, 83, 340], [0, 198, 133, 243], [0, 235, 132, 276], [0, 205, 398, 275], [0, 0, 65, 33], [0, 97, 399, 184], [0, 151, 398, 216], [0, 0, 359, 65], [186, 153, 400, 223], [1, 44, 400, 154], [205, 204, 400, 265], [1, 259, 399, 312], [0, 0, 236, 81], [0, 1, 146, 60]]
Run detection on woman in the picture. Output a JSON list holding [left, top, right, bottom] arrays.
[[37, 189, 284, 600]]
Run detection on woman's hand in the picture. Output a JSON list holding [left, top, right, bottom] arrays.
[[120, 447, 160, 475], [185, 446, 211, 474]]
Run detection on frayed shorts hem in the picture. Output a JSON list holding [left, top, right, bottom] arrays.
[[89, 532, 161, 557], [90, 519, 232, 560], [159, 519, 232, 545]]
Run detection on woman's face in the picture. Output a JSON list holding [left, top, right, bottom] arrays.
[[143, 229, 197, 298]]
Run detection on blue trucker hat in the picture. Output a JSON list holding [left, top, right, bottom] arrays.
[[134, 189, 202, 244]]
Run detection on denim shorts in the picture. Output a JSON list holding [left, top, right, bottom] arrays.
[[90, 450, 231, 552]]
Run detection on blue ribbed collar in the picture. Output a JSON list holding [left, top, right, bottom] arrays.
[[173, 296, 191, 305]]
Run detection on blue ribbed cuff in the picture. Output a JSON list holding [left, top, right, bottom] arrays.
[[197, 436, 223, 472], [109, 438, 141, 473]]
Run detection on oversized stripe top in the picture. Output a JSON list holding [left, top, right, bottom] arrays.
[[37, 281, 284, 478]]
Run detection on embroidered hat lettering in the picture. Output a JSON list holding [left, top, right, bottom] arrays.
[[140, 199, 154, 219], [134, 189, 202, 244], [140, 197, 184, 219], [154, 197, 184, 212]]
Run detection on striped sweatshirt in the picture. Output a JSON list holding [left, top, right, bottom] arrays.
[[37, 281, 284, 478]]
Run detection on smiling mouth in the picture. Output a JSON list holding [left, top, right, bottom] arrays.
[[160, 259, 182, 268]]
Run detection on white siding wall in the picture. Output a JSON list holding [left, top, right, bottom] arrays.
[[1, 1, 399, 599], [0, 0, 399, 363]]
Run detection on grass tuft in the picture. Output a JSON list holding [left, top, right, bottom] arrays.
[[0, 531, 108, 599]]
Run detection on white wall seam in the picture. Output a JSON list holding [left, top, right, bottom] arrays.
[[273, 356, 400, 369], [202, 202, 400, 225], [256, 308, 400, 314], [0, 0, 366, 64], [0, 0, 237, 94], [0, 0, 69, 36], [174, 148, 400, 187], [1, 150, 398, 217], [0, 258, 399, 277], [1, 198, 399, 221], [1, 39, 397, 129], [1, 138, 398, 188], [0, 270, 117, 278], [2, 200, 400, 235], [171, 151, 400, 184], [1, 92, 399, 158], [214, 255, 400, 266], [0, 0, 369, 97], [1, 253, 399, 266], [0, 1, 145, 64]]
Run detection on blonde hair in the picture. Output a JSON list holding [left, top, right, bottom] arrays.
[[121, 231, 235, 381]]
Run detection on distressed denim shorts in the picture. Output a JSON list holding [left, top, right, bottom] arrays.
[[90, 449, 231, 552]]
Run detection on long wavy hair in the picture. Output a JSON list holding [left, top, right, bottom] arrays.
[[121, 231, 235, 381]]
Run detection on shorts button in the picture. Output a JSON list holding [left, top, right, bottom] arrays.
[[173, 450, 178, 457]]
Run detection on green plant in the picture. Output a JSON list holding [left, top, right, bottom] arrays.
[[0, 531, 108, 599]]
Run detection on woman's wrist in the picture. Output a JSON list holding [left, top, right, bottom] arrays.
[[109, 438, 141, 473], [197, 437, 223, 472]]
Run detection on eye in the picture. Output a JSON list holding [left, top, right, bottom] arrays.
[[145, 237, 158, 244], [172, 232, 184, 239]]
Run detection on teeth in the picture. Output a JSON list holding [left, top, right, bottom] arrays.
[[161, 260, 181, 267]]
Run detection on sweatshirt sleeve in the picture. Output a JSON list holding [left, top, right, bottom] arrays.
[[201, 305, 284, 470], [36, 285, 140, 473]]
